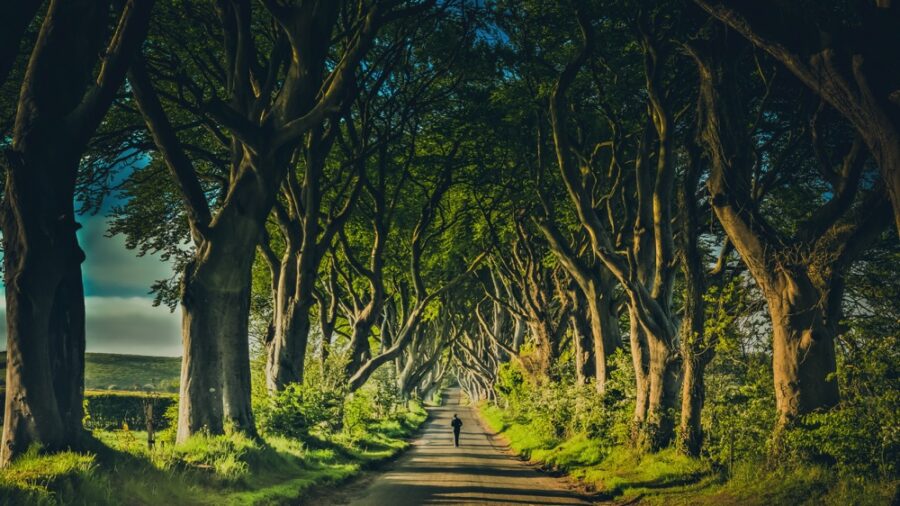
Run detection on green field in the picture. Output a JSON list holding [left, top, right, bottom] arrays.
[[0, 352, 181, 392]]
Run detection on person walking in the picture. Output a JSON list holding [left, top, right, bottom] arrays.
[[451, 413, 463, 447]]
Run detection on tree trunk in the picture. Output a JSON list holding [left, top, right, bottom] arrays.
[[585, 278, 621, 393], [266, 249, 316, 391], [628, 306, 650, 440], [178, 208, 259, 442], [320, 315, 335, 366], [767, 277, 839, 427], [641, 333, 680, 450], [691, 38, 850, 432], [677, 141, 710, 457], [679, 353, 707, 456], [49, 258, 87, 444], [569, 286, 595, 387], [527, 322, 555, 379], [511, 317, 526, 350], [0, 0, 152, 464], [1, 166, 86, 463]]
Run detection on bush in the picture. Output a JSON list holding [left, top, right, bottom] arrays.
[[256, 351, 348, 438], [258, 382, 344, 439], [84, 391, 177, 431], [490, 349, 635, 456], [781, 333, 899, 477], [156, 401, 180, 446], [342, 389, 376, 441]]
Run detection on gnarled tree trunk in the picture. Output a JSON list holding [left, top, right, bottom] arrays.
[[1, 0, 153, 465], [2, 172, 86, 462], [767, 276, 839, 425], [677, 142, 711, 457], [178, 205, 259, 440], [568, 285, 595, 386], [692, 33, 890, 432]]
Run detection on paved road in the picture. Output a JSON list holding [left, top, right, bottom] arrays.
[[333, 388, 591, 506]]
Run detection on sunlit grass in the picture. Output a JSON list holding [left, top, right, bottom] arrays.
[[0, 400, 430, 505], [478, 403, 896, 505]]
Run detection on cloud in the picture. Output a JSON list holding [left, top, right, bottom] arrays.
[[0, 296, 182, 357], [1, 216, 182, 357], [77, 215, 176, 298]]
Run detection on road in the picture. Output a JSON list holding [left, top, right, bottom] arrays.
[[328, 388, 591, 506]]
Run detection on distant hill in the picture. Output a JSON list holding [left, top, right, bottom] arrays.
[[0, 352, 181, 393]]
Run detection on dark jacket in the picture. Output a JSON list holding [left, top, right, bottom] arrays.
[[451, 417, 462, 431]]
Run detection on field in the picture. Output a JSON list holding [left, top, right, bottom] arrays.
[[0, 352, 181, 392]]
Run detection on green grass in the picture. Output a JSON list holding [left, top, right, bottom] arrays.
[[0, 402, 429, 505], [82, 353, 181, 391], [478, 403, 897, 505], [0, 352, 182, 392]]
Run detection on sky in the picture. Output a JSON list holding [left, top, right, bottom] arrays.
[[0, 214, 183, 357]]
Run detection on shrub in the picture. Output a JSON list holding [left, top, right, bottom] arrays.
[[258, 382, 344, 439], [156, 401, 180, 446], [83, 391, 176, 431], [342, 389, 376, 441]]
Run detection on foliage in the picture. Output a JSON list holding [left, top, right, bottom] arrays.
[[781, 333, 900, 478], [258, 382, 345, 439], [0, 398, 430, 505], [492, 349, 635, 453], [256, 351, 349, 438], [83, 391, 176, 431], [256, 346, 428, 449]]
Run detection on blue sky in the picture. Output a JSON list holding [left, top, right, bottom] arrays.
[[1, 205, 183, 357]]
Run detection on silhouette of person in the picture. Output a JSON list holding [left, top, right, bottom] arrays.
[[451, 413, 463, 447]]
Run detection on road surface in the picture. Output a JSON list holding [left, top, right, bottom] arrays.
[[327, 388, 591, 506]]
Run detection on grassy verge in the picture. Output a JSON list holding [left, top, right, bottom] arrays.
[[0, 403, 428, 505], [478, 403, 897, 506]]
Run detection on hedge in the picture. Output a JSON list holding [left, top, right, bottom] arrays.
[[0, 390, 177, 431], [85, 391, 177, 430]]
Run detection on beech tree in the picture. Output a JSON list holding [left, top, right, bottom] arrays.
[[1, 0, 154, 464], [124, 0, 431, 441], [691, 27, 892, 429], [694, 0, 900, 235]]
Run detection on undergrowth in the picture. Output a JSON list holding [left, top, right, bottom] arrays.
[[479, 347, 898, 506], [0, 366, 432, 506]]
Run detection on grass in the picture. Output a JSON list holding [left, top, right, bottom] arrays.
[[0, 352, 182, 392], [83, 353, 181, 391], [0, 401, 429, 505], [478, 403, 897, 505]]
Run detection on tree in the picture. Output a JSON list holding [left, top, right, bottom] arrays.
[[126, 0, 417, 441], [690, 28, 892, 430], [547, 4, 684, 449], [694, 0, 900, 236], [1, 0, 154, 464]]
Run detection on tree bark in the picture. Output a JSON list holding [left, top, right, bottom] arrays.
[[568, 285, 595, 387], [585, 277, 621, 393], [767, 280, 839, 426], [178, 212, 258, 440], [1, 0, 153, 465], [266, 249, 316, 390], [2, 164, 86, 462], [691, 34, 891, 431], [677, 142, 711, 457]]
